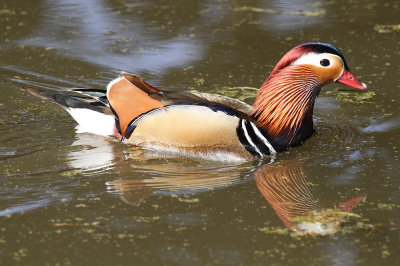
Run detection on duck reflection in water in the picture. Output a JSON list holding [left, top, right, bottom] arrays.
[[105, 156, 258, 206], [66, 135, 258, 205], [254, 161, 366, 235], [67, 136, 366, 235], [106, 159, 366, 235]]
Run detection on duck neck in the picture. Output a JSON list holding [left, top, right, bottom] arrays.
[[251, 66, 322, 150]]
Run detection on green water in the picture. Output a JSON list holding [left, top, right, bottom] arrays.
[[1, 0, 400, 265]]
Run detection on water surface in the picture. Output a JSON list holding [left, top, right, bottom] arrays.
[[1, 0, 400, 265]]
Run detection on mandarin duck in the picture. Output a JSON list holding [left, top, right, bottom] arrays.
[[24, 42, 367, 161]]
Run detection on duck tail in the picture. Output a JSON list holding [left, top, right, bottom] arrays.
[[23, 87, 68, 109], [23, 87, 108, 111], [23, 87, 116, 136]]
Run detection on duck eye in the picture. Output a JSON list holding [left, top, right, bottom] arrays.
[[320, 59, 330, 67]]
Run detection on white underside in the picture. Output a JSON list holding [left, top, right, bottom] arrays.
[[67, 108, 115, 136]]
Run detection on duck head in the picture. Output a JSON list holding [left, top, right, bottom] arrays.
[[252, 42, 367, 149]]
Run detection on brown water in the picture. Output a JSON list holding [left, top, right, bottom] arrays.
[[1, 0, 400, 265]]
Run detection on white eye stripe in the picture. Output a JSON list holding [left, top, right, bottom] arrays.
[[291, 53, 342, 68]]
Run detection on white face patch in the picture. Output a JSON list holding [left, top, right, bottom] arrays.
[[291, 52, 342, 69]]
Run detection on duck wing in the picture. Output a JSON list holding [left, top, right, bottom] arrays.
[[73, 72, 254, 116], [105, 72, 255, 137], [149, 91, 254, 116]]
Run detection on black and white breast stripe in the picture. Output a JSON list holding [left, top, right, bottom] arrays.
[[237, 119, 277, 157]]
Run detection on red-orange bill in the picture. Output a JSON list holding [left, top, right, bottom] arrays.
[[337, 69, 368, 91]]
